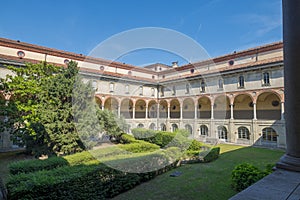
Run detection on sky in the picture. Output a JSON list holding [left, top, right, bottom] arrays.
[[0, 0, 282, 67]]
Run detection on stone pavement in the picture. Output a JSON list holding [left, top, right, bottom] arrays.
[[230, 169, 300, 200]]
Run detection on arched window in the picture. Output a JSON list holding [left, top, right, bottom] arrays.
[[218, 126, 228, 140], [238, 76, 245, 88], [218, 79, 224, 89], [161, 124, 166, 131], [262, 127, 277, 142], [263, 72, 270, 86], [137, 123, 144, 128], [238, 126, 250, 140], [172, 124, 178, 132], [185, 124, 193, 135], [200, 125, 208, 136], [149, 123, 156, 130]]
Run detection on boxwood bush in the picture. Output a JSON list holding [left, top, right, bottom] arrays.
[[7, 148, 181, 200], [119, 133, 137, 144], [119, 141, 160, 153], [131, 128, 194, 148], [231, 163, 266, 192]]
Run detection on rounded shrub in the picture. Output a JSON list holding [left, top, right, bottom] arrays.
[[231, 163, 265, 191]]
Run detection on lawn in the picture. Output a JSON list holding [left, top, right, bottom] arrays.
[[112, 144, 284, 200]]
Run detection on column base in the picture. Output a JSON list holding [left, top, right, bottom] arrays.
[[276, 154, 300, 172]]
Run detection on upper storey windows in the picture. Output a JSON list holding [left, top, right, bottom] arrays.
[[262, 72, 271, 86]]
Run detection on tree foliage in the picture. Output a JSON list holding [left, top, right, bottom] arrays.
[[0, 61, 129, 156]]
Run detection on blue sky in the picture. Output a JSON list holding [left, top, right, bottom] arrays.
[[0, 0, 282, 66]]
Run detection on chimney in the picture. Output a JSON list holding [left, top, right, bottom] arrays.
[[172, 61, 178, 68]]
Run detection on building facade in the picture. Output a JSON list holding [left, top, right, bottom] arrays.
[[0, 38, 285, 150]]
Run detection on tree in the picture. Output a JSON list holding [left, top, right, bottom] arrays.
[[0, 62, 61, 155], [0, 61, 129, 156]]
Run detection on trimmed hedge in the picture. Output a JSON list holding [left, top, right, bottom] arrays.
[[132, 128, 194, 148], [119, 134, 137, 144], [118, 141, 160, 153], [7, 148, 181, 200], [9, 141, 160, 175]]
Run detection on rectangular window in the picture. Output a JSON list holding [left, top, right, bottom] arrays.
[[92, 80, 98, 91], [186, 84, 190, 94], [263, 72, 270, 86], [160, 86, 164, 97], [218, 79, 224, 90], [109, 82, 114, 92], [125, 84, 129, 94], [151, 87, 155, 96], [238, 75, 245, 88], [200, 80, 206, 93], [139, 86, 143, 95], [172, 85, 176, 95]]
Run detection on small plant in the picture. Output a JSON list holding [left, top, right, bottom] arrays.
[[231, 163, 266, 191]]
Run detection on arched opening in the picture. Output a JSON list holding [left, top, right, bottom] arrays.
[[149, 123, 156, 130], [120, 98, 133, 119], [135, 99, 146, 118], [185, 124, 193, 135], [104, 97, 118, 114], [198, 96, 211, 119], [148, 100, 157, 118], [217, 126, 228, 141], [172, 124, 178, 132], [233, 94, 253, 119], [159, 100, 168, 118], [160, 123, 166, 131], [170, 99, 180, 118], [199, 125, 208, 136], [214, 96, 230, 119], [137, 123, 144, 128], [238, 126, 250, 140], [95, 97, 102, 109], [257, 92, 281, 120], [262, 127, 277, 142], [183, 98, 195, 119]]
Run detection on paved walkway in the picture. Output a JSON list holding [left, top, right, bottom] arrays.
[[230, 169, 300, 200]]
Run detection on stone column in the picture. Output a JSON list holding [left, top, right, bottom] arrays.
[[277, 0, 300, 171], [194, 105, 197, 120], [281, 102, 285, 120], [101, 102, 104, 110], [253, 103, 257, 120], [145, 104, 148, 119], [180, 105, 183, 120], [118, 102, 121, 117], [211, 104, 214, 120], [167, 106, 170, 119], [132, 106, 135, 119], [117, 105, 121, 117], [230, 104, 234, 120]]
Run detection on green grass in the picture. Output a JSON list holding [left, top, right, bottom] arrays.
[[112, 144, 284, 200]]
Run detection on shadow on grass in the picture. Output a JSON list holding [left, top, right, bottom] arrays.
[[112, 145, 284, 200]]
